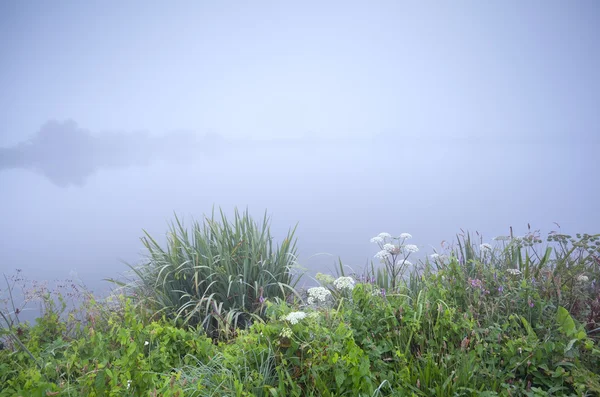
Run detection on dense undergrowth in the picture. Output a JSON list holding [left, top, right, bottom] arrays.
[[1, 209, 599, 396]]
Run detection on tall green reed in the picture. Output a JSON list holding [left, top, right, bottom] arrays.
[[113, 207, 301, 338]]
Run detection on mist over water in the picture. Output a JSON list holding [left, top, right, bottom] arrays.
[[1, 2, 599, 303], [1, 122, 597, 296], [0, 120, 225, 187]]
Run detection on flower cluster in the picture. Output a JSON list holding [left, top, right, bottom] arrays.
[[279, 327, 293, 338], [375, 250, 390, 260], [480, 243, 493, 252], [403, 244, 419, 253], [469, 278, 483, 289], [507, 268, 522, 276], [370, 232, 392, 244], [284, 311, 307, 325], [370, 232, 419, 287], [576, 274, 589, 283], [307, 286, 331, 304], [383, 243, 401, 255], [468, 278, 490, 294], [333, 276, 356, 290], [396, 259, 412, 267], [370, 287, 387, 298]]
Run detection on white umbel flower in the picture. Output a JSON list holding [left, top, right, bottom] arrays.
[[399, 233, 412, 239], [480, 243, 493, 252], [370, 236, 384, 243], [333, 276, 356, 290], [377, 232, 392, 239], [307, 287, 331, 304], [284, 311, 307, 325], [403, 244, 419, 253], [576, 274, 589, 282], [396, 259, 412, 267], [384, 243, 401, 255], [375, 250, 390, 260], [507, 268, 522, 275]]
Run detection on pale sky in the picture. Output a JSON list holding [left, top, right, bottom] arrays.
[[1, 1, 599, 293]]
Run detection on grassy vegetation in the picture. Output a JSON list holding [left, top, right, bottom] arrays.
[[1, 210, 599, 396], [108, 208, 301, 339]]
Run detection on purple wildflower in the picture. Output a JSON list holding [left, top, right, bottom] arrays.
[[469, 278, 484, 289]]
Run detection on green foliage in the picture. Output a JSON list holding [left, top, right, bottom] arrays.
[[114, 207, 301, 337], [2, 223, 599, 396], [0, 295, 215, 396]]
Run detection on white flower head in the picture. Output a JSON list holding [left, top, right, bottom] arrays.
[[374, 250, 390, 260], [284, 311, 307, 325], [333, 276, 356, 290], [480, 243, 493, 252], [370, 236, 384, 243], [384, 243, 401, 255], [378, 232, 392, 239], [307, 287, 331, 304], [507, 268, 522, 276], [396, 259, 412, 267], [576, 274, 589, 283], [399, 233, 412, 239], [430, 253, 440, 260], [403, 244, 419, 253], [144, 341, 149, 346]]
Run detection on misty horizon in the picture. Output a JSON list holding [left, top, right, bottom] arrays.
[[1, 1, 599, 297]]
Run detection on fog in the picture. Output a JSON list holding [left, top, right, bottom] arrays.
[[1, 1, 599, 296]]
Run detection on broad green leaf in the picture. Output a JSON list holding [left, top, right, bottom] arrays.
[[520, 316, 537, 339], [556, 306, 576, 337]]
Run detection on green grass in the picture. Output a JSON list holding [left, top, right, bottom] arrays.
[[109, 207, 301, 338]]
